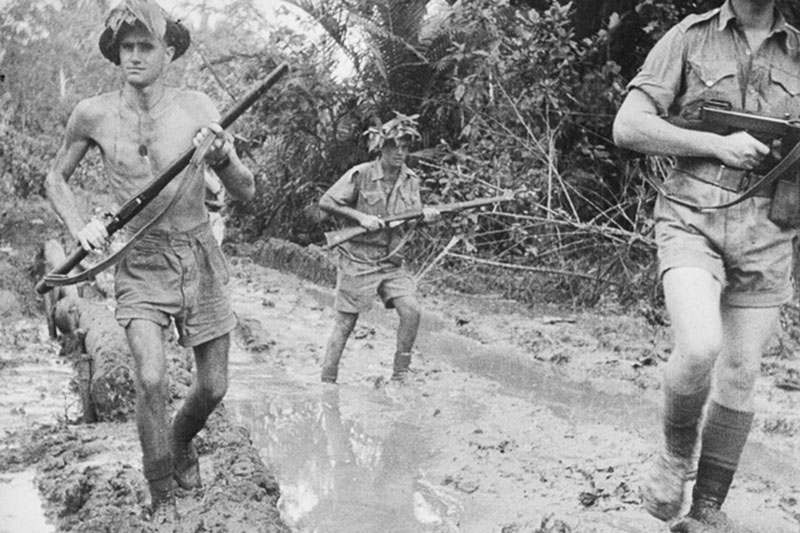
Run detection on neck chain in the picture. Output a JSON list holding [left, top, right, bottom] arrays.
[[120, 86, 165, 159]]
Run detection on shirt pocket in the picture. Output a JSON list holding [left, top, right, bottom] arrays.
[[357, 188, 386, 216], [687, 59, 738, 103], [771, 67, 800, 97], [769, 67, 800, 116]]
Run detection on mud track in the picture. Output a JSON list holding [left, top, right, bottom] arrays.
[[1, 201, 799, 532]]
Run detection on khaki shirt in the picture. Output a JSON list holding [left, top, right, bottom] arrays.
[[323, 159, 422, 266], [628, 1, 800, 190]]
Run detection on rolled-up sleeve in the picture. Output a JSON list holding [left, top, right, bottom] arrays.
[[324, 168, 359, 207], [627, 25, 687, 116]]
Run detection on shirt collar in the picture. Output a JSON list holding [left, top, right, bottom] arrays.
[[369, 158, 411, 182], [718, 0, 790, 43]]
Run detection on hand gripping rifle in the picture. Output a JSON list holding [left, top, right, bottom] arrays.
[[323, 192, 516, 250], [35, 63, 290, 295]]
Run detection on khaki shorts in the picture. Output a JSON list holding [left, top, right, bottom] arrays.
[[115, 221, 236, 347], [334, 261, 416, 314], [655, 175, 796, 308]]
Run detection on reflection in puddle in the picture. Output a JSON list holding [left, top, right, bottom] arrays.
[[226, 370, 458, 533], [0, 470, 54, 533]]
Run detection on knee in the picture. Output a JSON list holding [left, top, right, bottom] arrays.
[[199, 375, 228, 406], [136, 368, 168, 400], [396, 298, 421, 322], [676, 335, 721, 368], [668, 341, 720, 388], [333, 312, 358, 334], [718, 357, 759, 395]]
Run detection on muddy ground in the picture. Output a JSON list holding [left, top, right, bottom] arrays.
[[1, 198, 800, 533]]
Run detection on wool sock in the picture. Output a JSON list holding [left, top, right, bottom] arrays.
[[692, 401, 754, 507], [663, 382, 709, 458]]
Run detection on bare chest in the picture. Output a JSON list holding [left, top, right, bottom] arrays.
[[93, 94, 204, 183]]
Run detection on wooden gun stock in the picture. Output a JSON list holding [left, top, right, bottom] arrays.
[[35, 63, 290, 295], [323, 192, 515, 250]]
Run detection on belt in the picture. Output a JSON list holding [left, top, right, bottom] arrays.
[[673, 161, 773, 198]]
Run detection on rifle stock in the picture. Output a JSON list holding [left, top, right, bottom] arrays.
[[323, 193, 514, 249], [35, 63, 290, 295]]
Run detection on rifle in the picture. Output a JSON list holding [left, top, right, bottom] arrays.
[[35, 63, 290, 295], [323, 192, 515, 250]]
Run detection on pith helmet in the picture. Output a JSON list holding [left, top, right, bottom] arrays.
[[98, 0, 190, 65]]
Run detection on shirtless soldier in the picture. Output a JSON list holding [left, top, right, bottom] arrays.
[[44, 0, 254, 522], [319, 114, 439, 384], [614, 0, 800, 531]]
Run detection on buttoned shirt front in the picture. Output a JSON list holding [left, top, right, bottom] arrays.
[[628, 1, 800, 192], [323, 158, 422, 265]]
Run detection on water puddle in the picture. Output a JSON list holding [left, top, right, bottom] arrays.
[[0, 471, 54, 533], [228, 282, 800, 531], [225, 365, 461, 532]]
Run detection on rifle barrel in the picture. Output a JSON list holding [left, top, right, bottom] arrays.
[[323, 193, 514, 249], [35, 63, 290, 295]]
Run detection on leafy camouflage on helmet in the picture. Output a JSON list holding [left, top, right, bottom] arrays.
[[364, 112, 421, 152]]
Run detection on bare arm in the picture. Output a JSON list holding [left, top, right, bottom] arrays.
[[193, 96, 255, 201], [319, 193, 384, 231], [44, 103, 108, 251], [613, 88, 770, 169]]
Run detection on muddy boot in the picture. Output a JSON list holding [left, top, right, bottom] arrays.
[[390, 351, 412, 382], [172, 438, 202, 490], [321, 364, 339, 384], [669, 498, 739, 533], [148, 475, 179, 524], [320, 350, 343, 383], [641, 451, 693, 521]]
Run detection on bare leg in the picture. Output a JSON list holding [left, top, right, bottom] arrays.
[[171, 333, 230, 488], [125, 319, 178, 519], [391, 296, 421, 380], [643, 267, 722, 521], [321, 311, 358, 383], [674, 304, 777, 528]]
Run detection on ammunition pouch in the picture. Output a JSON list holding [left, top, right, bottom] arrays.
[[768, 174, 800, 228]]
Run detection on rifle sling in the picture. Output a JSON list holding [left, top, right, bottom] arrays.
[[43, 135, 215, 288], [646, 141, 800, 211]]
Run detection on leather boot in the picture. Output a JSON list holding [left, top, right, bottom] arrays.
[[148, 474, 179, 524], [391, 351, 412, 381], [172, 438, 202, 490], [670, 497, 738, 533], [321, 351, 343, 383]]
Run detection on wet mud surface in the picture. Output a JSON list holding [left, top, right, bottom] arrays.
[[1, 201, 800, 532]]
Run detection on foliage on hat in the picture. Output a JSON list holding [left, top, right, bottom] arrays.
[[98, 0, 190, 64], [106, 0, 168, 41], [364, 112, 421, 152]]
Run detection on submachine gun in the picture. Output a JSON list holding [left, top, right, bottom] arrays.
[[672, 99, 800, 162], [663, 100, 800, 224]]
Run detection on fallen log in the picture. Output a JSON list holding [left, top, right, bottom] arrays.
[[42, 240, 135, 422]]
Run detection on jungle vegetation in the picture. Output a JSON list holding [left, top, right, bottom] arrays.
[[3, 0, 799, 309]]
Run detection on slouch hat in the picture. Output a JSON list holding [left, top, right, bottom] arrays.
[[98, 0, 190, 65]]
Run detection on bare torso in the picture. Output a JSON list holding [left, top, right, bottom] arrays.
[[80, 87, 217, 233]]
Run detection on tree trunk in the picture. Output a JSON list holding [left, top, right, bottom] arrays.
[[43, 240, 136, 422]]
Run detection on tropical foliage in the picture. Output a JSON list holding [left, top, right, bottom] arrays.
[[3, 0, 798, 308]]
